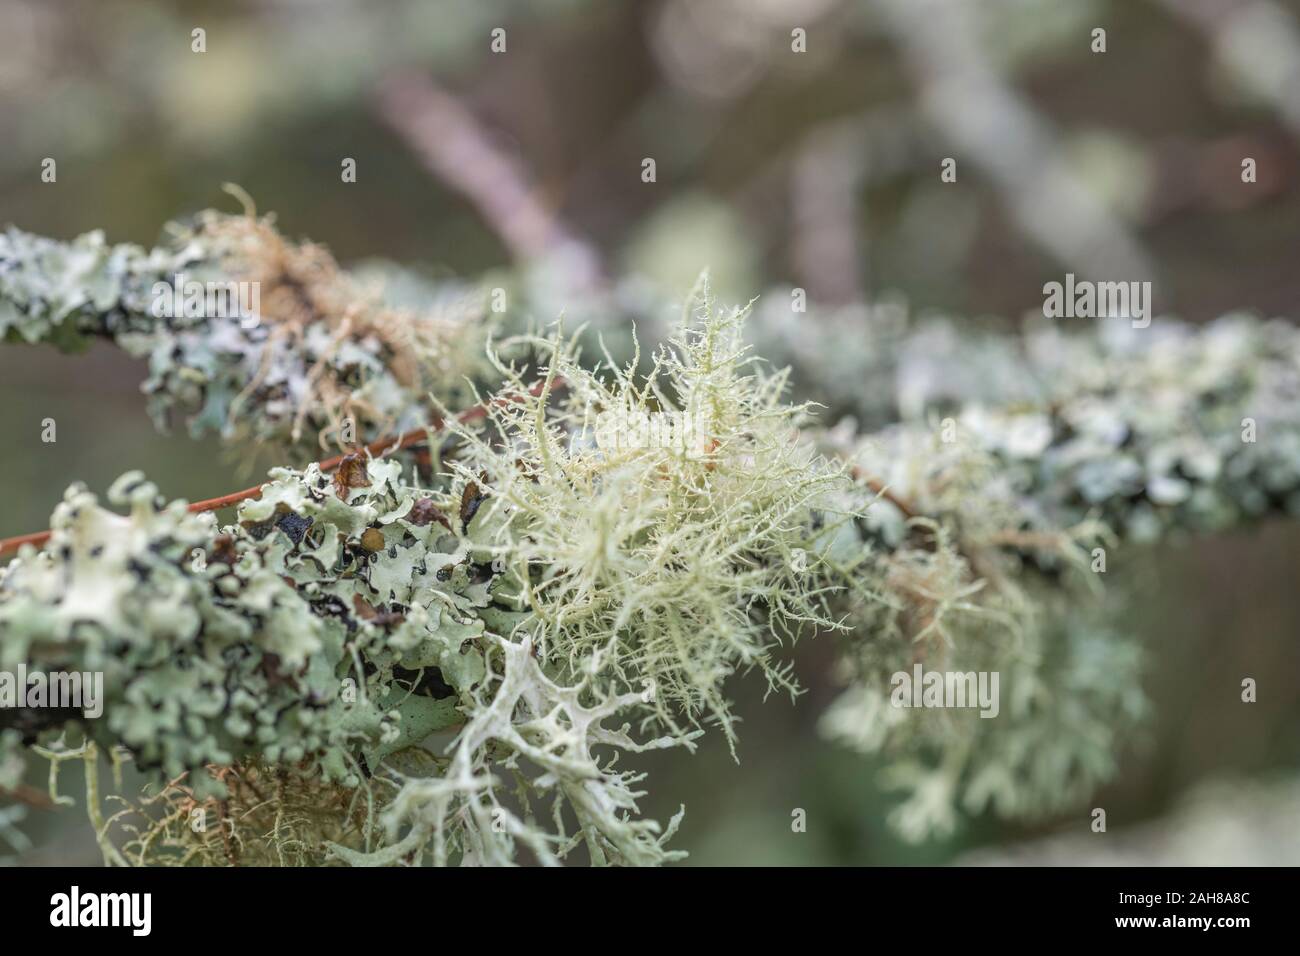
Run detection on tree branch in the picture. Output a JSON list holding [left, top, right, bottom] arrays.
[[0, 378, 561, 561]]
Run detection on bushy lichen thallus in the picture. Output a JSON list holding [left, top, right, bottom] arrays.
[[2, 212, 1297, 863]]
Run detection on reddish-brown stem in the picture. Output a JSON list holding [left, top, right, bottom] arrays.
[[0, 782, 56, 809], [852, 467, 917, 520], [0, 378, 560, 561], [0, 530, 53, 558]]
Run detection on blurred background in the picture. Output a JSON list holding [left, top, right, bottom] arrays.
[[1, 0, 1298, 864]]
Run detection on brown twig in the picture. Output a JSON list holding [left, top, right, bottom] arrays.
[[374, 70, 603, 291], [0, 378, 561, 562], [851, 467, 917, 520], [0, 783, 56, 810], [979, 528, 1071, 552]]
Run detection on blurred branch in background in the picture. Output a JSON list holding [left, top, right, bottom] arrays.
[[375, 69, 605, 296], [1156, 0, 1300, 141], [790, 123, 870, 305], [780, 108, 929, 304], [873, 0, 1158, 286], [960, 776, 1300, 865]]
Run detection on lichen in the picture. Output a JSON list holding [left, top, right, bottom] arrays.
[[0, 211, 498, 458], [5, 210, 1300, 862]]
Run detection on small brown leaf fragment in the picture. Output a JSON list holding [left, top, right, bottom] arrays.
[[258, 652, 298, 692], [353, 593, 405, 628], [459, 479, 487, 534], [360, 528, 386, 553], [703, 437, 720, 471], [333, 453, 372, 500], [353, 594, 377, 620], [0, 783, 55, 810], [412, 447, 435, 483], [408, 497, 451, 530], [211, 534, 238, 566]]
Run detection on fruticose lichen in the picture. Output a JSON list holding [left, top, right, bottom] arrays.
[[0, 210, 496, 457], [1, 275, 853, 864], [3, 211, 1299, 863]]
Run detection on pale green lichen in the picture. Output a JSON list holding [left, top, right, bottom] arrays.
[[0, 212, 497, 457], [5, 210, 1300, 863], [2, 291, 851, 865], [0, 461, 485, 800], [805, 313, 1300, 836], [436, 289, 852, 743]]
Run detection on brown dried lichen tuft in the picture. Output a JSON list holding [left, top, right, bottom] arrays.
[[197, 211, 478, 452], [332, 451, 373, 500], [107, 762, 373, 867]]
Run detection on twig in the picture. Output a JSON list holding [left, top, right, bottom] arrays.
[[1156, 0, 1300, 143], [872, 0, 1157, 285], [851, 466, 917, 519], [0, 783, 56, 810], [790, 123, 870, 305], [0, 378, 562, 561], [374, 70, 603, 291]]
